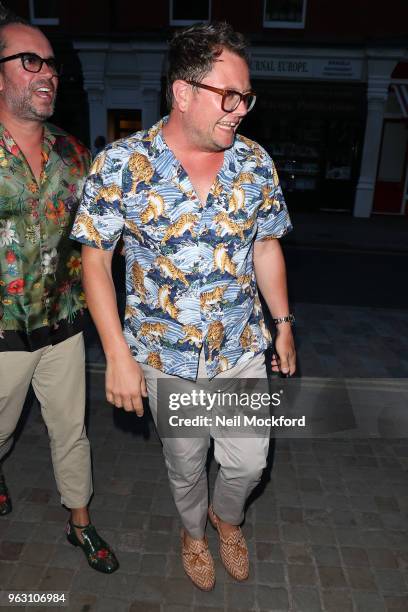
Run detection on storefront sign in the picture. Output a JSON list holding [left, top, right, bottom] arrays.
[[251, 59, 310, 74], [251, 56, 363, 80]]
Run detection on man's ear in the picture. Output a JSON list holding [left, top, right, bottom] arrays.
[[172, 80, 191, 112]]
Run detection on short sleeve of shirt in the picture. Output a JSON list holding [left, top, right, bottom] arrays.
[[70, 147, 125, 251], [256, 157, 293, 242]]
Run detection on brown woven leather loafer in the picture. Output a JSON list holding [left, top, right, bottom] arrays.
[[181, 529, 215, 591], [208, 505, 249, 581]]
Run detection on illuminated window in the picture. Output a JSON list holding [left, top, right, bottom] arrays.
[[264, 0, 306, 29], [29, 0, 59, 25], [108, 110, 142, 142], [170, 0, 210, 25]]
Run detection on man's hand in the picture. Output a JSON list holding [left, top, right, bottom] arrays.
[[271, 325, 296, 376], [105, 354, 148, 416], [253, 239, 296, 376], [80, 247, 148, 414]]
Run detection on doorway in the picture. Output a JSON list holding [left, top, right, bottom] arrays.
[[107, 109, 142, 142]]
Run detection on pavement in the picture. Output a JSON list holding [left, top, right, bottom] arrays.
[[284, 212, 408, 254], [0, 212, 407, 612]]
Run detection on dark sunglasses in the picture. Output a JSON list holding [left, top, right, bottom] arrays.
[[0, 52, 61, 76]]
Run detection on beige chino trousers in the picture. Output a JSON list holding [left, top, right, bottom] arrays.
[[0, 332, 93, 508], [141, 351, 269, 539]]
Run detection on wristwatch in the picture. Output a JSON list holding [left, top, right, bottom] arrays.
[[272, 314, 295, 326]]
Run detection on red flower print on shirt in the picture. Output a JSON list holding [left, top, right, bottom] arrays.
[[7, 278, 24, 294]]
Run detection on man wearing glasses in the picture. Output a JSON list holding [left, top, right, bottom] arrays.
[[0, 11, 118, 573], [72, 22, 295, 589]]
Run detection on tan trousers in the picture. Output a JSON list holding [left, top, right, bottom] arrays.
[[141, 351, 269, 539], [0, 332, 93, 508]]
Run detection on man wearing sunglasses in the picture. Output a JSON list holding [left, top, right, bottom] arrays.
[[0, 10, 118, 573], [73, 22, 295, 589]]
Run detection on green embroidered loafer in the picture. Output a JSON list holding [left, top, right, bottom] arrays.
[[0, 472, 12, 516], [65, 519, 119, 574]]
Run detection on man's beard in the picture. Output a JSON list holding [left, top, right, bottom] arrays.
[[5, 79, 56, 121]]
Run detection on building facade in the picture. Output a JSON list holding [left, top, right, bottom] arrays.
[[12, 0, 408, 217]]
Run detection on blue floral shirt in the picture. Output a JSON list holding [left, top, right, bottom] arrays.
[[71, 118, 292, 380]]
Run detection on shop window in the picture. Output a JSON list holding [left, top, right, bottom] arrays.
[[243, 81, 365, 211], [170, 0, 210, 25], [264, 0, 306, 29], [29, 0, 59, 25]]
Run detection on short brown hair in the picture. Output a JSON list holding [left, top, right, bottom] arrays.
[[166, 21, 249, 110]]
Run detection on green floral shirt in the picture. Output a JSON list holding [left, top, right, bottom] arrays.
[[0, 122, 90, 351]]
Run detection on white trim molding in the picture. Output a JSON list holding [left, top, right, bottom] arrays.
[[74, 40, 166, 145], [354, 48, 406, 217]]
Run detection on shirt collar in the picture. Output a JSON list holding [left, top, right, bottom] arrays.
[[149, 116, 181, 180], [0, 121, 58, 158], [150, 115, 168, 153], [42, 123, 57, 163], [149, 115, 240, 181], [0, 123, 20, 156]]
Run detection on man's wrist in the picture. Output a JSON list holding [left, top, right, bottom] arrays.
[[275, 321, 293, 335], [273, 314, 295, 326], [105, 342, 132, 361]]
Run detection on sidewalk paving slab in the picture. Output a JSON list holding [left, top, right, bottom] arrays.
[[1, 298, 407, 611]]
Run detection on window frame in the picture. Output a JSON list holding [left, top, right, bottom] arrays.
[[29, 0, 59, 26], [169, 0, 211, 26], [263, 0, 307, 29]]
